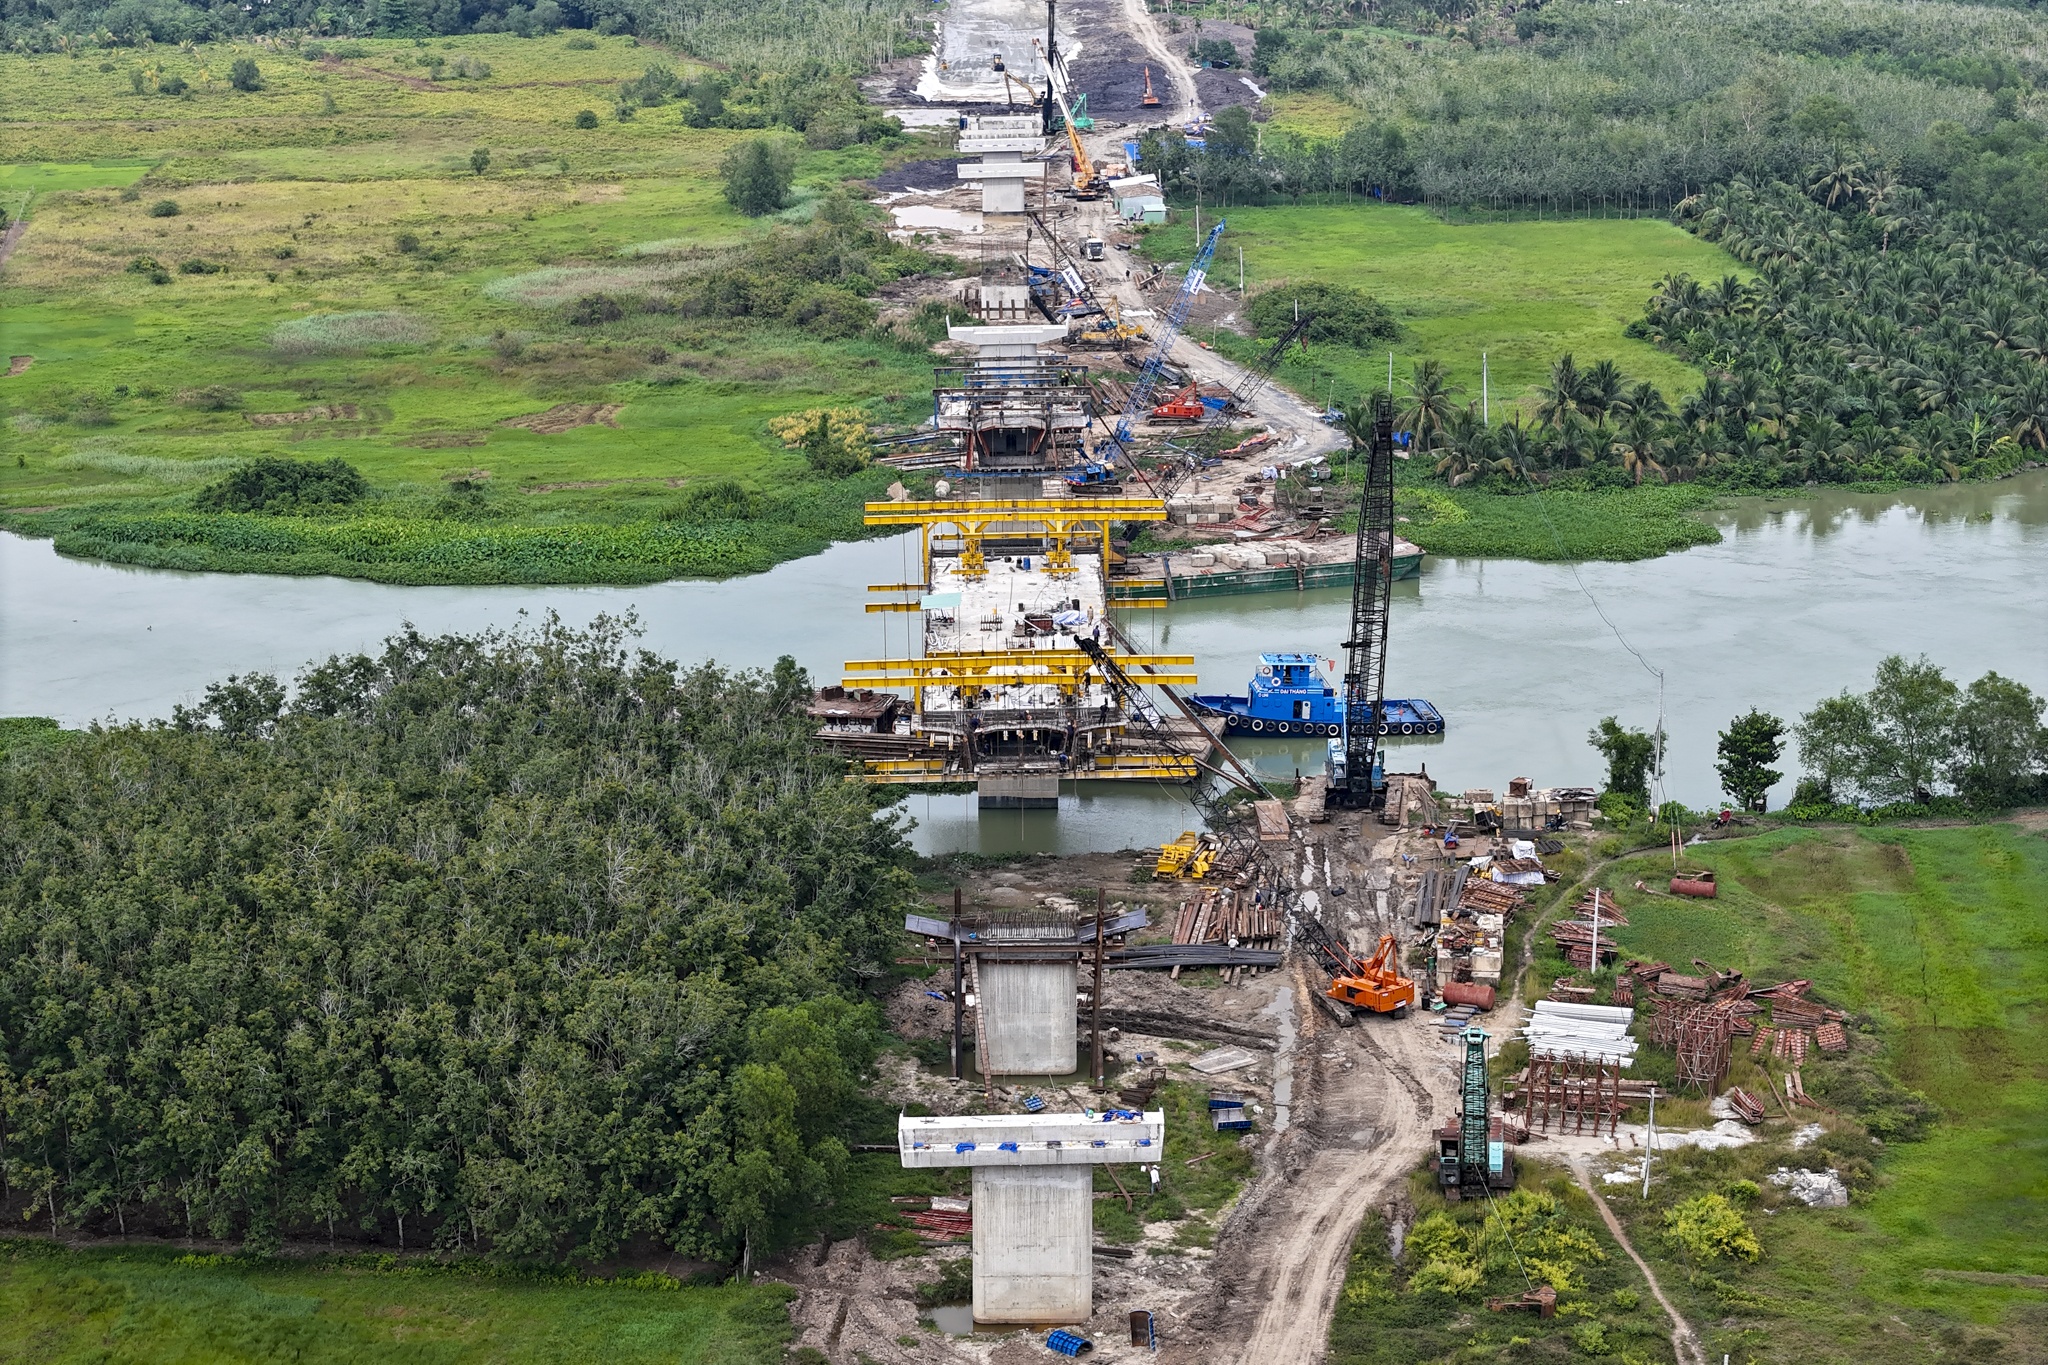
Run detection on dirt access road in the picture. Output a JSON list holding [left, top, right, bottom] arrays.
[[1178, 818, 1460, 1365]]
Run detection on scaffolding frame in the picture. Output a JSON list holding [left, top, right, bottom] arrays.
[[1525, 1054, 1627, 1137]]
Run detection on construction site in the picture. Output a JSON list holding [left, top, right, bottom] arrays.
[[778, 5, 1893, 1361]]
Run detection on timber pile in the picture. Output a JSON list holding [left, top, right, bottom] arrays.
[[1457, 880, 1525, 916], [1655, 972, 1711, 1001], [1550, 919, 1622, 969], [889, 1196, 972, 1241], [1567, 891, 1630, 926], [1726, 1087, 1767, 1123], [1166, 887, 1280, 981], [1815, 1021, 1849, 1053]]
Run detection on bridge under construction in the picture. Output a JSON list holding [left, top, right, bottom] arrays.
[[809, 493, 1221, 807]]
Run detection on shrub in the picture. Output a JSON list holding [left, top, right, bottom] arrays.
[[470, 147, 492, 176], [178, 385, 242, 411], [229, 57, 263, 91], [146, 199, 180, 218], [271, 244, 296, 259], [1662, 1193, 1761, 1264], [71, 396, 115, 428], [667, 477, 764, 522], [568, 292, 626, 326], [769, 408, 870, 476], [158, 73, 188, 95], [177, 259, 222, 275], [565, 34, 597, 49], [722, 137, 797, 217], [1191, 36, 1238, 66], [270, 311, 431, 355], [913, 1256, 972, 1307], [394, 231, 421, 254], [195, 457, 370, 514], [125, 255, 171, 284], [1247, 281, 1398, 347], [574, 108, 599, 128]]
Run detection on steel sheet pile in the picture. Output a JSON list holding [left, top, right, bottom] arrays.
[[1521, 1000, 1639, 1067]]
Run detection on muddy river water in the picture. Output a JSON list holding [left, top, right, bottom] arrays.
[[3, 473, 2043, 852]]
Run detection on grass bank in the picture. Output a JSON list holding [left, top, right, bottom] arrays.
[[1531, 822, 2048, 1362], [1390, 477, 1722, 562], [1139, 202, 1739, 405], [0, 35, 941, 585], [0, 1241, 796, 1364]]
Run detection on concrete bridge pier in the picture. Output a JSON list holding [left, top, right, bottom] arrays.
[[899, 1110, 1166, 1323]]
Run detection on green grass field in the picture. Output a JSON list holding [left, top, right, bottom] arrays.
[[0, 36, 936, 584], [0, 1242, 796, 1364], [1541, 822, 2048, 1363], [1142, 203, 1740, 407]]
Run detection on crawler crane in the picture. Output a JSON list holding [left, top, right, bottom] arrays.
[[1298, 919, 1418, 1021]]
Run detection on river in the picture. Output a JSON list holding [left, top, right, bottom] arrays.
[[4, 473, 2043, 852]]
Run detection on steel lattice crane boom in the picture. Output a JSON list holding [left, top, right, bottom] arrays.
[[1328, 394, 1396, 807], [1225, 313, 1314, 419], [1107, 220, 1226, 461]]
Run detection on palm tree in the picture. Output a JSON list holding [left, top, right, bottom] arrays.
[[1490, 417, 1541, 478], [1339, 402, 1377, 459], [1806, 150, 1866, 210], [1581, 359, 1626, 419], [1398, 359, 1463, 457], [1622, 380, 1671, 420], [1536, 354, 1588, 428], [1611, 411, 1667, 484]]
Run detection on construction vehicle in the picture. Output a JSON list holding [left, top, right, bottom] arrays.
[[1155, 830, 1219, 879], [1298, 918, 1417, 1019], [1326, 394, 1397, 808], [1150, 382, 1212, 422], [1105, 220, 1225, 466], [1083, 236, 1105, 261], [1437, 1026, 1515, 1198], [1062, 460, 1121, 489], [1142, 66, 1161, 107], [1033, 38, 1102, 198]]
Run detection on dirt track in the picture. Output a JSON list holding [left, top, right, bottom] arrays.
[[1187, 820, 1458, 1364]]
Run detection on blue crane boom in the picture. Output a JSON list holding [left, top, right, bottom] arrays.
[[1106, 220, 1225, 457]]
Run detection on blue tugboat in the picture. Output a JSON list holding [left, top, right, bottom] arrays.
[[1189, 653, 1445, 738]]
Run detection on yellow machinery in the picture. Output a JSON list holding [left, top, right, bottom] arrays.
[[1156, 831, 1219, 879], [1034, 38, 1102, 199]]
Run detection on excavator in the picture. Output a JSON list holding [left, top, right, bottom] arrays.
[[1298, 917, 1417, 1021], [1032, 36, 1102, 199], [1142, 66, 1161, 108]]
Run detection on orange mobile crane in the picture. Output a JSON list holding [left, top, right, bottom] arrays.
[[1299, 918, 1418, 1020]]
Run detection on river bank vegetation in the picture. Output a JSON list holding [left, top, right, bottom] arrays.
[[0, 619, 915, 1263], [0, 34, 951, 583]]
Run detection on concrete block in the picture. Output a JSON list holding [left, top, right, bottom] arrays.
[[979, 960, 1077, 1074], [972, 1165, 1092, 1322], [978, 773, 1059, 808]]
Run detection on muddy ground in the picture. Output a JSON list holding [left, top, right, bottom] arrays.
[[771, 810, 1519, 1364]]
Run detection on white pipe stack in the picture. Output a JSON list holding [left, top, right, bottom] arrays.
[[1521, 999, 1638, 1066]]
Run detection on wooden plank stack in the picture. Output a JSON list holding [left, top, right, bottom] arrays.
[[1170, 887, 1281, 981]]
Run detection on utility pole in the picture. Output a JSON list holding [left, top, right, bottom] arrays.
[[1386, 350, 1394, 396], [1482, 352, 1490, 425], [1238, 245, 1244, 296], [1641, 1086, 1658, 1198]]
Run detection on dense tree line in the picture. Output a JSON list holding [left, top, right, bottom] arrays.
[[0, 620, 913, 1262], [1151, 0, 2048, 228], [1, 0, 931, 69]]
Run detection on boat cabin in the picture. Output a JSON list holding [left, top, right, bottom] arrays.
[[1248, 652, 1342, 724]]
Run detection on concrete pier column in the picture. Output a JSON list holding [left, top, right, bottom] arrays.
[[971, 1165, 1092, 1321], [978, 960, 1078, 1074], [900, 1110, 1165, 1325]]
